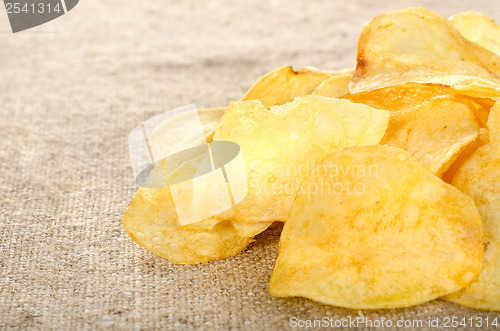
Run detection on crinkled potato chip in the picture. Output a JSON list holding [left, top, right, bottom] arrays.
[[312, 73, 352, 98], [350, 8, 500, 98], [450, 12, 500, 57], [241, 66, 332, 108], [269, 145, 484, 309], [445, 142, 500, 311], [380, 96, 479, 176], [213, 95, 389, 224], [123, 187, 252, 264]]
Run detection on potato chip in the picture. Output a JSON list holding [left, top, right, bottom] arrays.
[[213, 96, 389, 224], [445, 143, 500, 311], [441, 98, 497, 183], [379, 96, 479, 176], [345, 86, 481, 176], [488, 100, 500, 142], [122, 187, 252, 264], [458, 96, 494, 128], [350, 8, 500, 98], [312, 73, 352, 98], [231, 220, 273, 238], [345, 83, 449, 111], [124, 148, 257, 264], [145, 155, 269, 226], [450, 12, 500, 57], [345, 83, 494, 127], [269, 145, 484, 309], [241, 66, 332, 108], [441, 128, 490, 183]]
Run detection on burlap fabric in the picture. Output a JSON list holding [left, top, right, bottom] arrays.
[[1, 0, 499, 329]]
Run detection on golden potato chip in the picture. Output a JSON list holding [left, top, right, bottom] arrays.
[[350, 8, 500, 98], [312, 73, 352, 98], [231, 220, 273, 238], [441, 128, 490, 183], [380, 96, 479, 176], [345, 86, 481, 176], [458, 96, 494, 128], [450, 12, 500, 57], [213, 95, 389, 224], [441, 98, 496, 183], [345, 83, 494, 127], [241, 66, 332, 108], [124, 148, 257, 264], [345, 83, 449, 111], [445, 143, 500, 311], [488, 100, 500, 142], [123, 187, 252, 264], [269, 145, 484, 309]]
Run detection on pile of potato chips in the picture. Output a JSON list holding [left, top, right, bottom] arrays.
[[123, 8, 499, 311]]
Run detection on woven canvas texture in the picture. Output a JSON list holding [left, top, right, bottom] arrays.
[[0, 0, 499, 329]]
